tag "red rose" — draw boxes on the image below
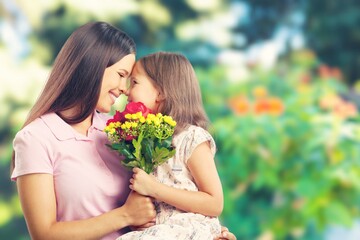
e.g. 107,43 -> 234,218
123,102 -> 151,117
106,110 -> 124,125
106,102 -> 151,126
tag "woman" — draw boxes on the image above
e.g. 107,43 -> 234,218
11,21 -> 155,240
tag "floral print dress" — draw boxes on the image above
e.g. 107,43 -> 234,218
117,125 -> 221,240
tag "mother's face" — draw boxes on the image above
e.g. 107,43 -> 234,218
97,54 -> 135,113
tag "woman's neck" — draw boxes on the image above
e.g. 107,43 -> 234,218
59,108 -> 93,136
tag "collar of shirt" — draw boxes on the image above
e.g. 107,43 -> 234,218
40,111 -> 106,141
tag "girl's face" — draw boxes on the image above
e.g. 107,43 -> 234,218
126,61 -> 162,112
97,54 -> 135,113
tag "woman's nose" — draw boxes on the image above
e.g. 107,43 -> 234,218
118,78 -> 128,94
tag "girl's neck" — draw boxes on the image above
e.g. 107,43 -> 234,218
59,108 -> 93,136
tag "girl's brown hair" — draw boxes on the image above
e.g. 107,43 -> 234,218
11,21 -> 136,173
138,52 -> 209,134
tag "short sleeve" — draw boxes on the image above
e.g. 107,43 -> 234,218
175,126 -> 216,164
11,129 -> 53,181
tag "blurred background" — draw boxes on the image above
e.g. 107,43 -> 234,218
1,0 -> 360,239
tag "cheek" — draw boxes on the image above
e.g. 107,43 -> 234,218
99,86 -> 107,99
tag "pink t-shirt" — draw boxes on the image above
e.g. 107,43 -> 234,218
11,111 -> 131,239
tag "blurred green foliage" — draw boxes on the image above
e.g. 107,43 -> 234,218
200,49 -> 360,239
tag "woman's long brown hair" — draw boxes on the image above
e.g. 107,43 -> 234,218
10,22 -> 136,174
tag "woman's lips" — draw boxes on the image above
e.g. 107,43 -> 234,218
109,92 -> 118,103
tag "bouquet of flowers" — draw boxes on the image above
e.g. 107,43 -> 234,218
104,102 -> 177,174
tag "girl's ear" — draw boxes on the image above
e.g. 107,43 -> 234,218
156,91 -> 165,103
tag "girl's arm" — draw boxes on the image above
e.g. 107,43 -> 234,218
17,173 -> 156,240
130,141 -> 223,217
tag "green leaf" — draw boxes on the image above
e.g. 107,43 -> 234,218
107,143 -> 123,151
152,147 -> 176,167
108,143 -> 135,161
122,160 -> 141,169
141,138 -> 154,164
158,137 -> 173,148
132,132 -> 144,160
118,147 -> 136,161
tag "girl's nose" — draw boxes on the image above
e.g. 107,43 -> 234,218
124,88 -> 130,96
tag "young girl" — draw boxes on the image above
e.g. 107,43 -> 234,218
118,52 -> 224,239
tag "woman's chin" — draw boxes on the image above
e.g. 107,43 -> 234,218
96,106 -> 111,114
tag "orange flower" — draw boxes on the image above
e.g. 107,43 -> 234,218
267,97 -> 285,116
318,65 -> 343,80
318,64 -> 332,79
229,96 -> 250,115
331,67 -> 343,80
254,97 -> 284,116
319,94 -> 342,110
319,94 -> 358,119
333,101 -> 358,119
253,99 -> 270,115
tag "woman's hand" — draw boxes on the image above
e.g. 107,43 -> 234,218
122,191 -> 156,226
130,218 -> 156,231
129,167 -> 158,197
214,226 -> 237,240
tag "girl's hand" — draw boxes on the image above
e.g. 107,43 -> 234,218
214,226 -> 237,240
129,168 -> 158,196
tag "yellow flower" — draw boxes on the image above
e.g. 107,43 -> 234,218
125,121 -> 132,129
147,113 -> 155,119
136,112 -> 142,118
125,113 -> 132,119
169,120 -> 176,127
163,116 -> 176,126
153,117 -> 160,125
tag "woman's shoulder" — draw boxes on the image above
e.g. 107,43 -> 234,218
14,113 -> 61,142
16,115 -> 49,136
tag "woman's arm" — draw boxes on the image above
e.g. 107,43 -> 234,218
17,173 -> 156,240
130,141 -> 223,217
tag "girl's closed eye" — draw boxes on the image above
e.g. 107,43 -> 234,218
130,78 -> 138,85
